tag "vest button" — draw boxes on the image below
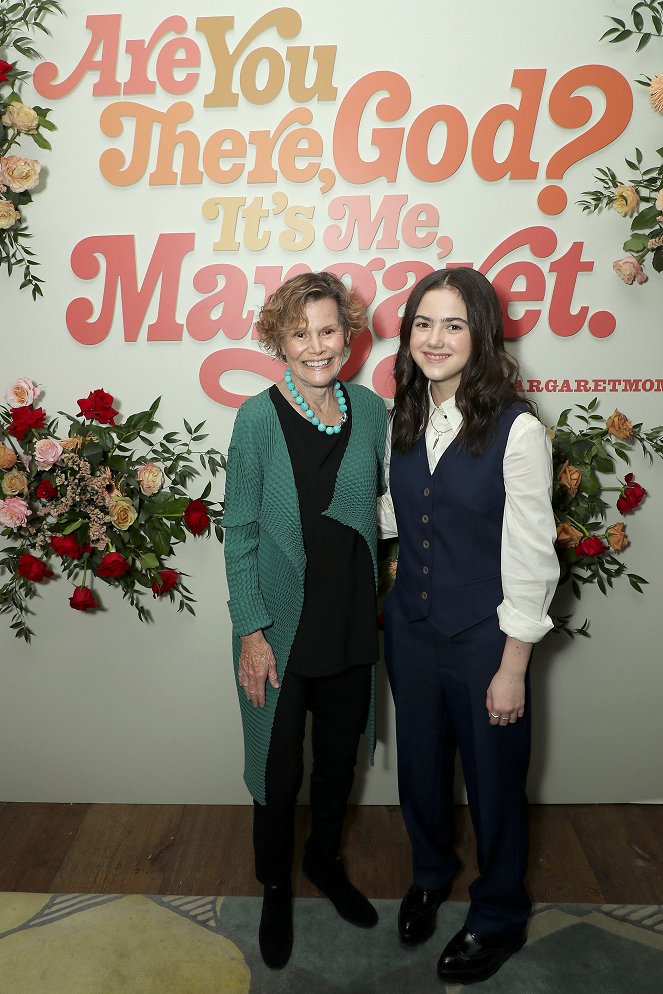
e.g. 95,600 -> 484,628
423,487 -> 430,497
422,566 -> 429,575
421,591 -> 428,600
422,514 -> 429,524
422,539 -> 430,549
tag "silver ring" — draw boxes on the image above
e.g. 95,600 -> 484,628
500,715 -> 511,720
489,712 -> 500,719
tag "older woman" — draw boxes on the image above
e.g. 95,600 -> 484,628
223,272 -> 387,969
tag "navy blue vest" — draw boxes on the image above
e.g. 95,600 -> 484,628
389,404 -> 527,637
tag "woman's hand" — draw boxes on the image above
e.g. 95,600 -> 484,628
238,630 -> 280,708
486,636 -> 532,727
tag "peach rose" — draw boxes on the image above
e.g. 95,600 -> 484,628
0,496 -> 31,528
606,522 -> 628,552
1,101 -> 39,134
650,73 -> 663,113
555,522 -> 583,548
136,462 -> 165,496
1,468 -> 28,496
4,377 -> 39,408
0,155 -> 41,194
612,185 -> 640,217
656,190 -> 663,212
0,198 -> 21,229
109,496 -> 137,531
0,443 -> 17,470
605,410 -> 632,440
558,461 -> 581,496
34,437 -> 63,471
613,256 -> 647,285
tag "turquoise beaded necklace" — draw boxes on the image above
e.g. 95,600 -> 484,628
284,368 -> 348,435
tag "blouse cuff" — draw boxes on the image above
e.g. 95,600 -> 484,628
497,601 -> 554,643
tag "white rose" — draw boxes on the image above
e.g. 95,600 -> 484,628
1,102 -> 39,134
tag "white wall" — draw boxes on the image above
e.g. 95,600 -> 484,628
1,0 -> 662,803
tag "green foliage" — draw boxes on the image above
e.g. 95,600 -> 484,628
601,1 -> 663,51
1,1 -> 63,296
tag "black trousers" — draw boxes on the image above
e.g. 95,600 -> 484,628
253,664 -> 372,886
385,596 -> 532,939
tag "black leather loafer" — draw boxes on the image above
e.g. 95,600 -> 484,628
398,884 -> 449,945
259,882 -> 293,970
437,926 -> 527,984
303,854 -> 378,928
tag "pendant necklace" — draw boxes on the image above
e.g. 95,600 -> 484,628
429,405 -> 451,450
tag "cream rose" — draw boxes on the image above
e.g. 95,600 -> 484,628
0,497 -> 31,528
558,461 -> 581,497
0,443 -> 17,470
1,468 -> 28,496
1,102 -> 39,134
612,185 -> 639,218
34,437 -> 63,471
0,198 -> 20,230
0,155 -> 41,194
613,255 -> 647,285
109,496 -> 138,531
605,410 -> 632,440
4,377 -> 39,408
656,190 -> 663,212
137,462 -> 165,496
650,73 -> 663,113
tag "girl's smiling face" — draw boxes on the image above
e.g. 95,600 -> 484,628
409,287 -> 471,404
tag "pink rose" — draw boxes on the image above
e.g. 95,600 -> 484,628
0,497 -> 31,528
34,438 -> 63,471
4,377 -> 39,408
612,256 -> 648,285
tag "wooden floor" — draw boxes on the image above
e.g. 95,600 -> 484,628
0,802 -> 661,903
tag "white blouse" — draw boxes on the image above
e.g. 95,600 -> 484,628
379,393 -> 559,643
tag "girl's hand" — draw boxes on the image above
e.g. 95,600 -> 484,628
486,636 -> 531,726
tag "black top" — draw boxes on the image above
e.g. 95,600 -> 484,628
270,384 -> 377,677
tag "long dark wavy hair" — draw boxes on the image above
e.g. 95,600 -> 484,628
391,267 -> 535,455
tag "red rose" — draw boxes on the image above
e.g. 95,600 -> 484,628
152,568 -> 178,596
7,406 -> 46,441
50,534 -> 84,559
36,479 -> 58,500
183,498 -> 210,535
18,553 -> 53,583
575,535 -> 608,558
77,388 -> 118,425
0,60 -> 12,83
616,473 -> 647,514
96,551 -> 131,578
69,585 -> 99,611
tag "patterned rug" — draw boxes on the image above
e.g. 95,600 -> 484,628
0,894 -> 661,993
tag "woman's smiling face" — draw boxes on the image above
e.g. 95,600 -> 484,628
409,287 -> 472,404
282,296 -> 346,390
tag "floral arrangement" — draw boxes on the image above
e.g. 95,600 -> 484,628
1,0 -> 62,298
578,2 -> 663,282
0,378 -> 226,641
551,399 -> 663,634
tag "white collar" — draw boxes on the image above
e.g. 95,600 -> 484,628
427,386 -> 462,432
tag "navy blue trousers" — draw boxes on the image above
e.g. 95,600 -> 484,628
385,594 -> 532,939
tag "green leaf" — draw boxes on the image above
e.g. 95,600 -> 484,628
62,519 -> 84,535
140,552 -> 159,570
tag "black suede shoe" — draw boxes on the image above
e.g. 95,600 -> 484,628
437,926 -> 527,985
398,884 -> 449,945
302,854 -> 378,928
259,882 -> 293,970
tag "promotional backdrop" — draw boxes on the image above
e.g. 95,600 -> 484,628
1,0 -> 662,804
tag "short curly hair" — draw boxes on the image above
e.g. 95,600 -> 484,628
256,271 -> 367,359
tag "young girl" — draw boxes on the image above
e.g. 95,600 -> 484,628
380,267 -> 559,985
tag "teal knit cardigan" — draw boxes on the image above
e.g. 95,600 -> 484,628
223,383 -> 388,804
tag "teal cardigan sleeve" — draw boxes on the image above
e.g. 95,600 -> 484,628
223,403 -> 273,637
